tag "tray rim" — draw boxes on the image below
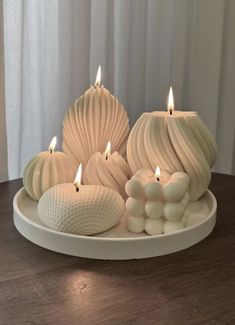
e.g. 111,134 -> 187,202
14,188 -> 217,241
13,187 -> 217,259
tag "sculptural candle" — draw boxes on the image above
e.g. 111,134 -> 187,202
125,167 -> 190,235
63,66 -> 130,167
127,87 -> 217,201
83,141 -> 131,198
38,164 -> 125,236
23,137 -> 77,201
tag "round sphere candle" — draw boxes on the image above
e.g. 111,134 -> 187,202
23,137 -> 77,201
38,164 -> 125,236
83,141 -> 131,198
127,87 -> 217,201
62,66 -> 130,167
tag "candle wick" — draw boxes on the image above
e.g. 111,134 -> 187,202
74,184 -> 80,192
169,109 -> 172,115
157,177 -> 160,182
49,149 -> 53,154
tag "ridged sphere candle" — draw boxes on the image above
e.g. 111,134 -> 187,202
63,66 -> 130,167
127,88 -> 216,201
23,137 -> 77,201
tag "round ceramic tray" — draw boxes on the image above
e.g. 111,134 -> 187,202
13,188 -> 217,260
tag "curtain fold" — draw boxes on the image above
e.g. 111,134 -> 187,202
0,1 -> 8,182
2,0 -> 235,180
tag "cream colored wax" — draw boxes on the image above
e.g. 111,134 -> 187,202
23,137 -> 77,201
127,88 -> 217,201
62,66 -> 130,167
38,164 -> 125,236
83,142 -> 131,198
125,168 -> 190,236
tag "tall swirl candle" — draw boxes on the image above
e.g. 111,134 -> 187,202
127,87 -> 217,201
63,66 -> 130,167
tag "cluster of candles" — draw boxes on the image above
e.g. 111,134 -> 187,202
23,66 -> 216,236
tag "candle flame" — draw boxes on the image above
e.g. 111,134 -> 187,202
95,65 -> 101,87
74,164 -> 82,192
48,136 -> 57,153
168,87 -> 174,115
155,166 -> 160,181
104,141 -> 111,160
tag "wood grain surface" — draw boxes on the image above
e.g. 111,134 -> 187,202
0,174 -> 235,325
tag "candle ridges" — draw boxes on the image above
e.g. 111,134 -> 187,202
63,86 -> 130,167
23,152 -> 77,201
38,184 -> 124,236
83,152 -> 131,198
127,112 -> 217,201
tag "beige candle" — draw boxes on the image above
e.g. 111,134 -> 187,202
83,141 -> 131,198
38,164 -> 125,236
23,137 -> 77,201
125,167 -> 190,236
63,66 -> 130,167
127,87 -> 217,201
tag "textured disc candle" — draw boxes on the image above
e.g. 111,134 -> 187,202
127,89 -> 216,201
62,67 -> 130,167
23,137 -> 77,201
83,142 -> 131,198
38,184 -> 124,236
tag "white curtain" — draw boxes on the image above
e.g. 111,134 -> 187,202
2,0 -> 235,180
0,1 -> 8,182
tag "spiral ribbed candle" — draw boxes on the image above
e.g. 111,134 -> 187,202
127,112 -> 217,201
83,151 -> 131,198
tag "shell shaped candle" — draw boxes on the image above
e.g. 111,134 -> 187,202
62,66 -> 130,167
23,137 -> 77,201
127,88 -> 216,201
83,142 -> 131,198
38,165 -> 124,236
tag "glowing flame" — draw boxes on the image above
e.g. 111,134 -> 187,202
168,86 -> 174,115
95,65 -> 101,87
104,141 -> 111,160
155,166 -> 160,181
74,164 -> 82,192
48,136 -> 57,153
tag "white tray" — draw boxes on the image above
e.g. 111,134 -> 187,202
13,188 -> 217,260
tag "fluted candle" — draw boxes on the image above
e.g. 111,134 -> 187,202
63,66 -> 130,167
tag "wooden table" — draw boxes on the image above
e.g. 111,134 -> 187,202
0,174 -> 235,325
